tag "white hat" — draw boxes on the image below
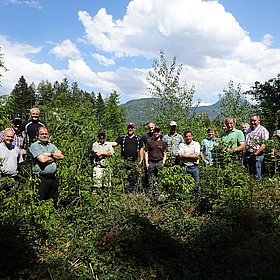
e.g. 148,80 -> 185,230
169,121 -> 177,126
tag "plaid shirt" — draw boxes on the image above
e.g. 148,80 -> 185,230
245,124 -> 269,152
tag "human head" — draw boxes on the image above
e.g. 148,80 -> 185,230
127,122 -> 136,136
241,123 -> 250,133
207,128 -> 215,138
97,131 -> 106,144
183,130 -> 193,144
11,117 -> 22,131
250,114 -> 261,128
169,121 -> 177,134
222,123 -> 227,132
153,127 -> 161,138
38,127 -> 49,144
2,128 -> 15,146
147,122 -> 155,133
30,108 -> 40,121
224,117 -> 236,132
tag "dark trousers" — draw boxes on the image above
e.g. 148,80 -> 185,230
123,160 -> 139,193
37,174 -> 58,205
147,160 -> 163,188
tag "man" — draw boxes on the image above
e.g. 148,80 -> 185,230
141,122 -> 156,146
29,127 -> 64,204
201,128 -> 218,165
145,127 -> 167,188
244,114 -> 269,179
241,123 -> 250,136
0,129 -> 23,193
0,118 -> 26,155
21,108 -> 46,148
220,117 -> 245,154
163,121 -> 184,165
92,131 -> 114,189
178,130 -> 201,183
113,122 -> 144,193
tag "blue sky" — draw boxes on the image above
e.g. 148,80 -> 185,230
1,0 -> 280,105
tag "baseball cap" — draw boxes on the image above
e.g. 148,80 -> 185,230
154,127 -> 161,132
97,131 -> 106,137
127,122 -> 135,128
12,117 -> 22,125
169,121 -> 177,126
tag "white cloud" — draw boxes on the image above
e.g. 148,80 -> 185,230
0,35 -> 63,94
50,39 -> 81,60
91,53 -> 115,66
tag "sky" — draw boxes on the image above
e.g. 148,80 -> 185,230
1,0 -> 280,105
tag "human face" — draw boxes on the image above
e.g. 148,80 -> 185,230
99,135 -> 105,144
241,124 -> 248,133
127,126 -> 135,136
2,130 -> 14,146
148,123 -> 155,133
38,128 -> 49,144
169,125 -> 177,135
153,130 -> 161,139
31,110 -> 40,121
250,116 -> 260,128
225,119 -> 235,132
184,132 -> 193,144
11,122 -> 21,132
207,130 -> 215,139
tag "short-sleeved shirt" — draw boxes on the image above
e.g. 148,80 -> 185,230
245,124 -> 269,152
0,129 -> 24,149
145,137 -> 167,161
162,133 -> 184,156
29,140 -> 58,175
115,135 -> 143,160
201,137 -> 218,165
92,141 -> 114,167
0,143 -> 23,176
220,129 -> 245,149
178,141 -> 201,166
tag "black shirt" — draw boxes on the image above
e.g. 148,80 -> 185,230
21,120 -> 46,147
116,134 -> 143,160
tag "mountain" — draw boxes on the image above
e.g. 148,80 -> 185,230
122,98 -> 221,126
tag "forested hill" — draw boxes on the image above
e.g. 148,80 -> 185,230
122,97 -> 220,126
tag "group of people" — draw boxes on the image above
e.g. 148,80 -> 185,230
92,113 -> 273,194
0,108 -> 274,203
0,108 -> 63,205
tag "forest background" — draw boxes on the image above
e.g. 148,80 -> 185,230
0,49 -> 280,279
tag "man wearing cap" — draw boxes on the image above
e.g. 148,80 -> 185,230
163,121 -> 184,165
145,127 -> 167,188
0,128 -> 23,193
0,118 -> 26,155
92,131 -> 114,189
21,108 -> 46,148
113,122 -> 144,193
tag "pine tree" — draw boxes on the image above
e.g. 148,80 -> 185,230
95,92 -> 106,129
37,80 -> 54,105
10,75 -> 36,116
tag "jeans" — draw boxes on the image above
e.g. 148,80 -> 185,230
182,165 -> 199,183
244,152 -> 264,180
255,155 -> 264,179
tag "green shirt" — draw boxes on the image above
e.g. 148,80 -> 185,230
220,129 -> 245,149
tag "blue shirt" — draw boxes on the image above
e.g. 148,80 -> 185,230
201,137 -> 218,165
29,140 -> 58,175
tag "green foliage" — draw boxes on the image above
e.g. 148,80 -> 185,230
247,74 -> 280,131
219,80 -> 253,126
10,75 -> 36,117
147,50 -> 194,130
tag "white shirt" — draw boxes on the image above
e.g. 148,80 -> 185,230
178,141 -> 200,166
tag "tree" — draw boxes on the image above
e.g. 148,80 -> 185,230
219,80 -> 253,127
147,50 -> 194,129
0,47 -> 8,87
10,75 -> 35,116
37,80 -> 54,105
95,92 -> 106,128
103,90 -> 125,136
246,74 -> 280,131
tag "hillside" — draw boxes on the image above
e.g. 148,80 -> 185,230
122,97 -> 220,126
